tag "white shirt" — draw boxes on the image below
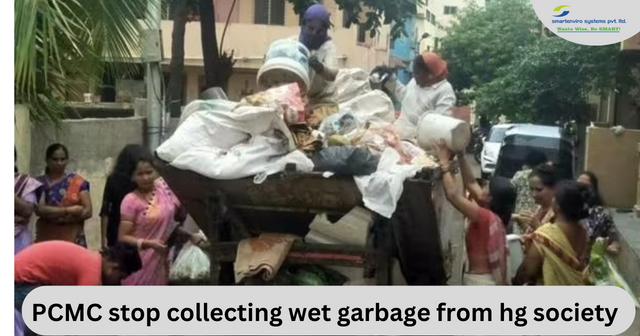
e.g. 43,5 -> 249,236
391,78 -> 457,139
290,36 -> 338,105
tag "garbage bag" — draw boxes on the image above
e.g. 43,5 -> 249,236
334,68 -> 372,104
312,147 -> 379,176
318,109 -> 358,137
589,238 -> 640,308
169,242 -> 210,281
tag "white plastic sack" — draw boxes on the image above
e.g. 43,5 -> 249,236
354,148 -> 421,218
338,90 -> 396,129
169,242 -> 210,281
157,101 -> 291,163
253,150 -> 315,184
169,134 -> 290,180
333,68 -> 372,104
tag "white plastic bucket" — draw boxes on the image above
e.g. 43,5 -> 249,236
257,39 -> 311,93
416,113 -> 471,152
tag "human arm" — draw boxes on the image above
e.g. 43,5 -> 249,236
309,42 -> 339,81
599,209 -> 620,255
432,84 -> 456,116
34,193 -> 80,219
435,140 -> 483,222
514,210 -> 542,232
117,195 -> 166,251
77,190 -> 93,221
309,56 -> 338,81
383,77 -> 408,103
15,195 -> 35,218
513,238 -> 544,285
99,179 -> 112,246
174,205 -> 187,224
457,154 -> 484,202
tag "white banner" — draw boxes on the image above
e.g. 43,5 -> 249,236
21,286 -> 636,335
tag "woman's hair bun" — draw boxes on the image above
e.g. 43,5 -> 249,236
555,180 -> 591,222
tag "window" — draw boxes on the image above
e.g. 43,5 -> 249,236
430,13 -> 436,24
254,0 -> 285,25
357,24 -> 366,43
426,9 -> 432,20
424,0 -> 429,6
444,6 -> 458,15
487,127 -> 508,142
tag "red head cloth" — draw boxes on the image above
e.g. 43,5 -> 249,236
421,52 -> 449,86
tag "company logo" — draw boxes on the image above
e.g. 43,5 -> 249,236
553,5 -> 570,17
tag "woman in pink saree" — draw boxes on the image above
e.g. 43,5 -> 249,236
118,155 -> 187,285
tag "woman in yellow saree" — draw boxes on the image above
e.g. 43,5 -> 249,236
514,181 -> 590,286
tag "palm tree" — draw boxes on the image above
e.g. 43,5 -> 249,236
15,0 -> 149,123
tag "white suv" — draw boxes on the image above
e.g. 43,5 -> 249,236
480,124 -> 514,178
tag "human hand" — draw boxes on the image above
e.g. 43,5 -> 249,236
606,241 -> 621,255
518,211 -> 541,230
309,56 -> 324,74
432,139 -> 453,165
144,239 -> 167,252
189,231 -> 207,247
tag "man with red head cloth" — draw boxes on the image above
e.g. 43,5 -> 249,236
383,52 -> 457,139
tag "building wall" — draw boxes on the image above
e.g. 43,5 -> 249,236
584,126 -> 640,208
390,19 -> 417,85
28,116 -> 146,250
121,0 -> 391,104
416,0 -> 485,52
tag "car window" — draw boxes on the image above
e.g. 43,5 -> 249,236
487,127 -> 508,142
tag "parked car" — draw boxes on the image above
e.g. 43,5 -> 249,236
494,124 -> 575,180
480,124 -> 515,179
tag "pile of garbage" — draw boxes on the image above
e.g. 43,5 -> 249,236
156,68 -> 438,218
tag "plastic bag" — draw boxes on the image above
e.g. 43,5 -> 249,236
333,68 -> 372,104
337,90 -> 396,128
169,134 -> 290,180
169,242 -> 210,281
589,238 -> 640,308
354,148 -> 422,218
318,109 -> 358,137
312,147 -> 379,176
241,83 -> 306,126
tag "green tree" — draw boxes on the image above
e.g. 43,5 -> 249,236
474,37 -> 618,123
438,0 -> 619,123
15,0 -> 148,123
438,0 -> 540,94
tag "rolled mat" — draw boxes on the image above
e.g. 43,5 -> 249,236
234,233 -> 297,284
